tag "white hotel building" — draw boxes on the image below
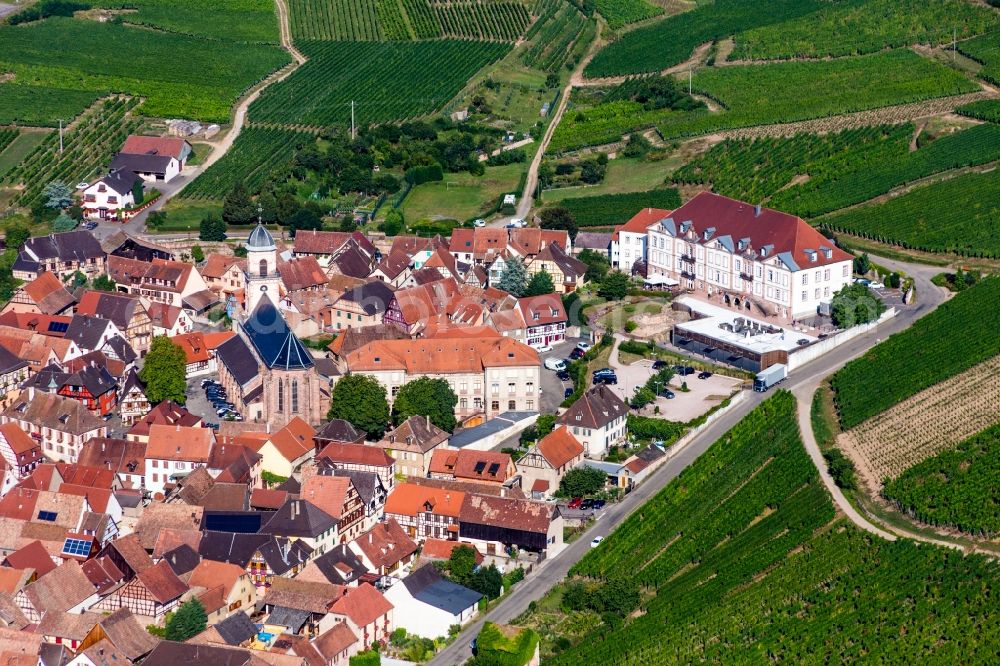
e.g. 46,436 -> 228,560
635,192 -> 853,320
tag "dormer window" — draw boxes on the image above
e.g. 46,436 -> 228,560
822,247 -> 833,259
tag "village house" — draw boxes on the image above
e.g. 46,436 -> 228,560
126,400 -> 201,443
81,170 -> 141,220
300,473 -> 366,544
316,443 -> 395,491
102,230 -> 174,263
383,563 -> 481,639
524,243 -> 587,294
107,255 -> 212,311
77,438 -> 147,490
0,422 -> 41,480
113,135 -> 192,183
249,416 -> 316,478
12,230 -> 106,282
611,207 -> 666,270
370,250 -> 412,288
15,559 -> 99,621
25,362 -> 119,416
0,346 -> 29,409
324,582 -> 393,650
313,419 -> 366,452
459,492 -> 563,556
170,331 -> 235,378
1,272 -> 75,316
117,369 -> 149,427
260,498 -> 338,557
74,291 -> 152,357
74,607 -> 159,663
555,384 -> 628,458
349,518 -> 417,578
188,559 -> 257,625
343,336 -> 541,420
147,302 -> 193,337
1,390 -> 108,463
312,621 -> 361,666
517,426 -> 585,499
90,560 -> 188,622
144,424 -> 215,495
505,293 -> 568,349
330,281 -> 395,332
198,531 -> 312,590
384,483 -> 464,541
376,416 -> 449,479
428,449 -> 517,487
201,253 -> 247,297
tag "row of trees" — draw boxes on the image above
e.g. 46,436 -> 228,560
328,375 -> 459,439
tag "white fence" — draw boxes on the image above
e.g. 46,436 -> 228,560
786,307 -> 897,372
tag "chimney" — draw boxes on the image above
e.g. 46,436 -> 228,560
425,414 -> 430,428
368,533 -> 373,544
754,204 -> 762,217
101,441 -> 105,452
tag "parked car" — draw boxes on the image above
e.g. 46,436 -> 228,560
576,342 -> 592,352
564,386 -> 574,398
592,499 -> 606,510
204,422 -> 220,430
569,348 -> 585,360
535,344 -> 553,353
590,536 -> 604,548
544,358 -> 567,372
674,365 -> 695,376
200,379 -> 218,388
473,218 -> 486,228
580,498 -> 594,510
596,375 -> 618,385
556,370 -> 570,381
652,360 -> 669,370
593,368 -> 614,377
661,389 -> 675,399
568,497 -> 583,509
698,371 -> 713,380
216,407 -> 232,416
82,221 -> 98,231
510,218 -> 525,228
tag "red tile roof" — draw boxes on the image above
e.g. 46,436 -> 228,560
517,293 -> 566,327
3,540 -> 55,577
537,426 -> 584,469
121,135 -> 189,160
351,518 -> 417,571
428,449 -> 515,483
300,475 -> 351,521
135,560 -> 188,603
612,207 -> 672,241
419,538 -> 484,564
346,336 -> 538,374
318,443 -> 393,468
459,494 -> 553,534
146,424 -> 214,462
266,417 -> 315,463
385,483 -> 464,518
328,582 -> 392,628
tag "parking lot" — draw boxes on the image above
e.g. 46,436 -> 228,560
537,336 -> 589,413
185,377 -> 242,427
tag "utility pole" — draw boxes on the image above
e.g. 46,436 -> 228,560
688,68 -> 692,96
58,119 -> 64,154
953,27 -> 957,62
350,100 -> 355,141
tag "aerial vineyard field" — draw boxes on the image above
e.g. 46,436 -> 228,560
0,85 -> 100,128
839,355 -> 1000,489
1,98 -> 143,208
0,17 -> 290,123
593,0 -> 661,30
958,30 -> 1000,86
552,188 -> 680,227
820,168 -> 1000,257
289,0 -> 383,40
584,0 -> 826,77
543,392 -> 1000,663
731,0 -> 997,61
883,422 -> 1000,536
179,127 -> 313,200
521,2 -> 588,72
434,1 -> 530,41
95,0 -> 281,43
830,277 -> 1000,430
249,40 -> 510,127
0,130 -> 18,156
376,0 -> 414,40
673,122 -> 1000,218
957,98 -> 1000,123
555,51 -> 977,151
401,0 -> 441,38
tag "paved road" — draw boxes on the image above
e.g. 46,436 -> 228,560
430,254 -> 950,665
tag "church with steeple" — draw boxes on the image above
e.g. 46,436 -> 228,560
214,224 -> 328,428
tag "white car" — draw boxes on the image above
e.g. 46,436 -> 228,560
535,344 -> 553,353
590,536 -> 604,548
544,358 -> 566,372
510,218 -> 525,228
473,218 -> 486,228
576,342 -> 592,352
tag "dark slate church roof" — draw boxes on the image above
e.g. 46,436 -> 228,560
242,297 -> 313,370
215,336 -> 257,386
402,563 -> 482,615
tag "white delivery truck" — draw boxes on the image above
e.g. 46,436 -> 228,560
753,364 -> 787,392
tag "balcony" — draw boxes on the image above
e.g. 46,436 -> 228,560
740,272 -> 754,282
680,254 -> 696,264
680,270 -> 696,280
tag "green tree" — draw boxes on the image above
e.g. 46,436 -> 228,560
329,374 -> 390,439
830,283 -> 886,328
578,248 -> 610,282
199,214 -> 227,241
52,211 -> 77,232
545,72 -> 560,88
92,274 -> 115,292
349,650 -> 380,666
4,223 -> 30,251
558,467 -> 607,497
131,179 -> 144,206
853,252 -> 871,276
392,377 -> 457,432
146,210 -> 167,230
447,544 -> 478,585
222,181 -> 256,225
164,598 -> 206,641
69,270 -> 88,289
538,206 -> 578,241
288,207 -> 322,234
380,209 -> 404,236
524,269 -> 555,296
592,580 -> 640,616
497,256 -> 527,297
467,564 -> 503,600
140,336 -> 188,405
598,270 -> 630,299
43,181 -> 73,209
191,245 -> 204,263
519,413 -> 557,446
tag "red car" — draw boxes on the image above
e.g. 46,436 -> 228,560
568,497 -> 583,509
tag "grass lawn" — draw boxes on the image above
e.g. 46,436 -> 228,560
400,163 -> 524,222
543,156 -> 682,203
186,142 -> 215,167
157,198 -> 222,232
0,129 -> 51,177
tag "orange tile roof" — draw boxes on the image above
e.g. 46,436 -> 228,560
0,567 -> 32,594
188,560 -> 245,594
612,207 -> 672,241
536,426 -> 584,469
384,482 -> 465,518
428,449 -> 515,483
58,484 -> 113,514
317,443 -> 393,468
300,475 -> 351,521
201,253 -> 246,280
346,336 -> 538,374
0,423 -> 40,459
419,538 -> 483,564
121,135 -> 188,160
352,518 -> 417,571
146,424 -> 214,462
267,417 -> 315,463
328,582 -> 392,628
279,256 -> 329,292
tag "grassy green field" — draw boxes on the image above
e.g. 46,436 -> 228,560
553,188 -> 681,227
542,156 -> 681,201
0,131 -> 51,177
157,199 -> 224,232
0,17 -> 289,124
594,0 -> 662,29
732,0 -> 997,61
95,0 -> 281,42
553,50 -> 978,151
400,163 -> 523,221
958,30 -> 1000,86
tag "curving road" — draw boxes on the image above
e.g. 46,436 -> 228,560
429,253 -> 951,666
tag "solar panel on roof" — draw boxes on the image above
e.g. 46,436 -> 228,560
37,510 -> 57,522
48,321 -> 69,333
488,463 -> 500,477
473,461 -> 486,474
62,537 -> 91,556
